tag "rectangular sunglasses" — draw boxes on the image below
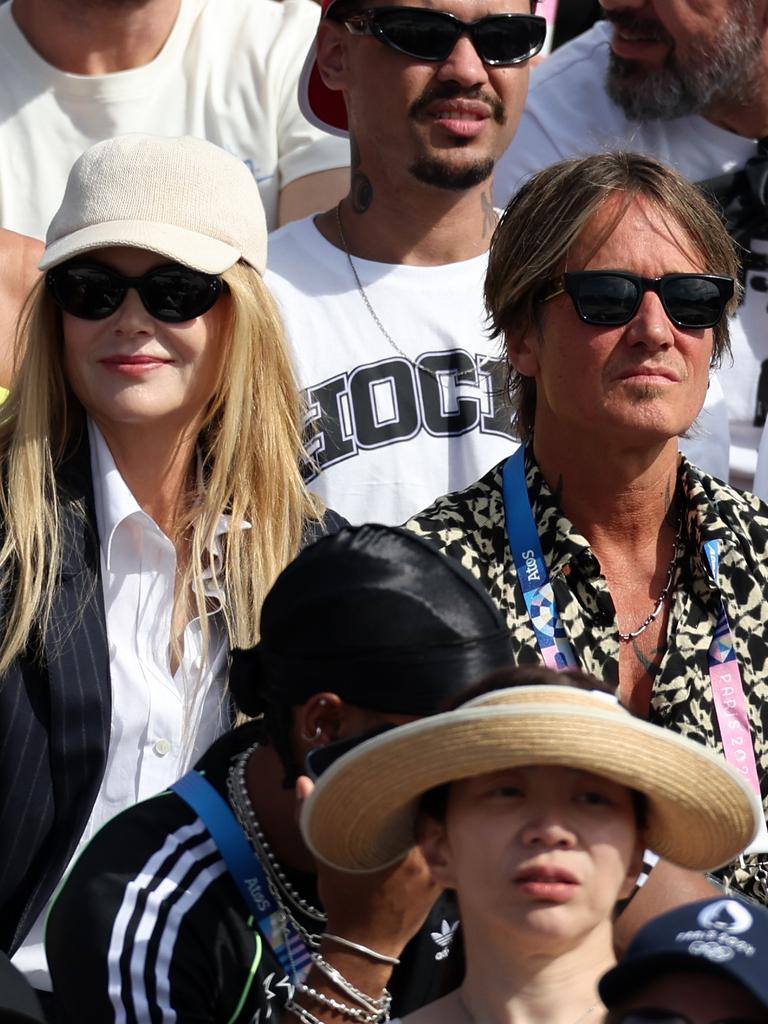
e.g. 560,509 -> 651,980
45,261 -> 226,323
339,7 -> 547,65
540,271 -> 734,329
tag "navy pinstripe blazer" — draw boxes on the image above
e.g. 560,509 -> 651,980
0,432 -> 110,954
0,429 -> 347,954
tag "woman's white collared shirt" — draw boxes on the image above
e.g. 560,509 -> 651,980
87,417 -> 233,825
13,419 -> 235,988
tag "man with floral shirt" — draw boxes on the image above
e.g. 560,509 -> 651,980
407,152 -> 768,905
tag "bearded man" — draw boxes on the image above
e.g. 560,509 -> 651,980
494,0 -> 768,490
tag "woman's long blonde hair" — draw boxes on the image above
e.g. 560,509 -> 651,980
0,260 -> 322,676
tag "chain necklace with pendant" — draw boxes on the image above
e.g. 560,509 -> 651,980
617,515 -> 682,643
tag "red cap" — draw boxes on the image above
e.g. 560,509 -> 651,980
298,0 -> 350,137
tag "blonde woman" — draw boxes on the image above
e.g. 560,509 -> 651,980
0,134 -> 336,993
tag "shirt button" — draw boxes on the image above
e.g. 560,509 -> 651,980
153,739 -> 172,757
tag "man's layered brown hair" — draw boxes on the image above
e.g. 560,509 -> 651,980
485,151 -> 741,443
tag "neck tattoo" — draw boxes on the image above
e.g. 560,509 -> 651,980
617,514 -> 682,644
335,201 -> 471,384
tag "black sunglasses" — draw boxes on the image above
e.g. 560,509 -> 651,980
540,271 -> 734,329
614,1010 -> 761,1024
339,8 -> 547,65
46,261 -> 226,323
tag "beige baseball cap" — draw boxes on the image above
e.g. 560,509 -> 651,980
40,134 -> 267,275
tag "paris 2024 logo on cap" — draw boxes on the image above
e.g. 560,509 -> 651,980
675,899 -> 756,964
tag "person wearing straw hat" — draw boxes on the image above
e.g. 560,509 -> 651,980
45,525 -> 516,1024
599,896 -> 768,1022
300,670 -> 762,1024
0,133 -> 340,996
405,150 -> 768,907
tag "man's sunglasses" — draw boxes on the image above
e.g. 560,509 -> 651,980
540,271 -> 734,330
46,261 -> 226,323
613,1010 -> 761,1024
339,8 -> 547,66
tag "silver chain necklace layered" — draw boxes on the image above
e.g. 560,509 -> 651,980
617,517 -> 682,644
227,744 -> 326,927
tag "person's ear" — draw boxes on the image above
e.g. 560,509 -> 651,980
296,692 -> 345,750
505,323 -> 540,379
316,20 -> 351,91
416,813 -> 456,889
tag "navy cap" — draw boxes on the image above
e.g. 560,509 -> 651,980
600,897 -> 768,1009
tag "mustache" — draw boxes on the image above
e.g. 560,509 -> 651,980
409,83 -> 506,125
602,10 -> 674,46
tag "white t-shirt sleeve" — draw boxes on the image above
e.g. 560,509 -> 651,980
270,0 -> 350,190
494,106 -> 566,204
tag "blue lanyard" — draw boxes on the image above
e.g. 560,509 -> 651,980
502,447 -> 578,671
502,449 -> 767,849
172,770 -> 313,980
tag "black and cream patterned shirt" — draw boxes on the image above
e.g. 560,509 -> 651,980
406,448 -> 768,903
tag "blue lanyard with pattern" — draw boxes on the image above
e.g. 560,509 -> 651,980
172,770 -> 313,979
502,447 -> 578,671
502,449 -> 767,852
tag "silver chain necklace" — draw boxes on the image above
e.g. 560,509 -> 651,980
227,744 -> 326,924
617,517 -> 682,644
335,202 -> 472,385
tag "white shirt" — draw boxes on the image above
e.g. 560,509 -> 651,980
265,217 -> 520,525
0,0 -> 349,234
13,420 -> 232,989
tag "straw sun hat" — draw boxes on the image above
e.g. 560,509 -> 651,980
301,686 -> 762,874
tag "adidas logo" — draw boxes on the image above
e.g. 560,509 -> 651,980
431,919 -> 459,960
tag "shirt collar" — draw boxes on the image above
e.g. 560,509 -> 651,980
88,418 -> 152,572
524,446 -> 593,579
88,418 -> 245,578
523,444 -> 744,593
678,454 -> 748,593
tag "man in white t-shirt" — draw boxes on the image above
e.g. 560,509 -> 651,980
494,2 -> 768,488
266,0 -> 547,524
0,0 -> 351,237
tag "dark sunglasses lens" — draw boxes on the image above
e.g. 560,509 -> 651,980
375,10 -> 459,59
141,267 -> 222,322
48,266 -> 124,320
575,275 -> 639,325
662,276 -> 725,328
475,16 -> 546,63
